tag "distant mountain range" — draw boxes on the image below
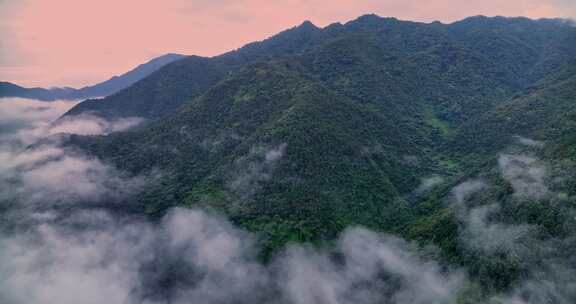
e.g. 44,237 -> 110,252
0,53 -> 186,101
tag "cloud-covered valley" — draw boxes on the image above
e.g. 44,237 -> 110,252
0,98 -> 468,304
0,97 -> 575,304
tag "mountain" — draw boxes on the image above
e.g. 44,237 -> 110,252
68,53 -> 187,99
0,53 -> 186,101
45,14 -> 576,299
67,14 -> 576,230
62,16 -> 576,125
0,81 -> 76,101
61,21 -> 324,119
71,61 -> 431,241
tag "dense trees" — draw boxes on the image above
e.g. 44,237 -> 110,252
65,14 -> 576,301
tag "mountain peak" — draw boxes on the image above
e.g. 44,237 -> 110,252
346,14 -> 401,28
146,53 -> 186,65
353,13 -> 393,23
296,20 -> 319,31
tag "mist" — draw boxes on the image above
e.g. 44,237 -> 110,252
450,139 -> 576,303
0,99 -> 574,304
0,98 -> 469,304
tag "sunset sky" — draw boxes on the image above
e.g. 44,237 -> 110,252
1,0 -> 575,88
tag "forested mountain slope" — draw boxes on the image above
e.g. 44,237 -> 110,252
63,15 -> 576,123
62,15 -> 576,300
67,14 -> 576,242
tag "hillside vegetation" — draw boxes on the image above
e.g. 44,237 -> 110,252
63,15 -> 576,300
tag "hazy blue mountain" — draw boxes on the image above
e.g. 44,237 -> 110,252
0,81 -> 75,101
0,53 -> 186,101
69,53 -> 187,99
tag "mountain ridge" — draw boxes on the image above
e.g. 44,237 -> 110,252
62,14 -> 576,122
46,14 -> 576,298
66,13 -> 576,235
0,53 -> 186,101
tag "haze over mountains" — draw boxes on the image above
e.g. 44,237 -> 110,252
1,14 -> 576,304
0,53 -> 185,101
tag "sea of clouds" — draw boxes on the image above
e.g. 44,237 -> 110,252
0,97 -> 574,304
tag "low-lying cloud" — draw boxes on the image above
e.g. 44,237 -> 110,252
0,207 -> 467,304
414,175 -> 444,195
0,99 -> 468,303
450,140 -> 576,303
0,98 -> 77,125
280,229 -> 464,304
498,154 -> 550,199
19,113 -> 143,144
1,101 -> 574,304
226,143 -> 287,199
0,98 -> 144,207
514,135 -> 545,149
0,98 -> 142,145
0,98 -> 150,303
0,141 -> 144,205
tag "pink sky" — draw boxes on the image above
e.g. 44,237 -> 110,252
1,0 -> 574,88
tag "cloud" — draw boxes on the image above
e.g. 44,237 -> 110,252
0,97 -> 143,145
51,114 -> 142,136
450,152 -> 576,303
414,175 -> 444,194
0,211 -> 149,304
0,98 -> 76,123
514,136 -> 545,148
450,179 -> 529,254
0,102 -> 466,303
1,98 -> 575,303
0,99 -> 151,303
280,227 -> 465,304
498,154 -> 550,199
0,98 -> 77,140
0,97 -> 141,162
0,143 -> 144,205
0,207 -> 467,304
17,114 -> 143,145
0,98 -> 144,207
458,203 -> 533,253
226,143 -> 287,199
451,179 -> 486,205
